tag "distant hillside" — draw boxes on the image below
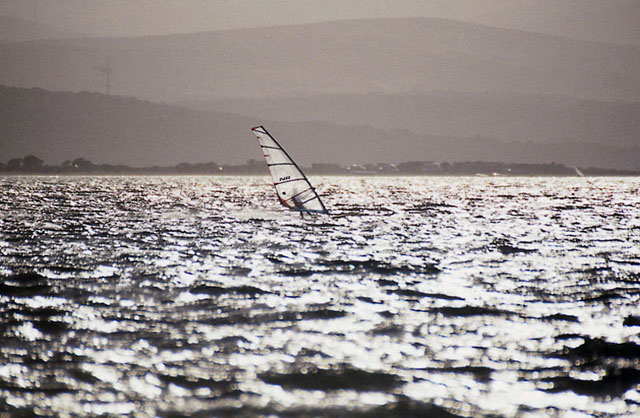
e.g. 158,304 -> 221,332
178,92 -> 640,148
0,86 -> 257,167
0,18 -> 638,101
1,86 -> 638,170
458,0 -> 640,46
0,16 -> 82,43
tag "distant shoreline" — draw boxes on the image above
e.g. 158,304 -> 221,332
2,173 -> 638,178
1,158 -> 638,177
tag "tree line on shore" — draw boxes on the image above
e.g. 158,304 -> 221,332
1,155 -> 637,176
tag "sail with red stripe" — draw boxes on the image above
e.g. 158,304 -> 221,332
251,126 -> 328,214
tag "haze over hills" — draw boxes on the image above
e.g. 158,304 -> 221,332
0,86 -> 254,167
1,17 -> 638,171
0,18 -> 639,102
443,0 -> 640,47
0,16 -> 83,43
2,1 -> 639,46
1,86 -> 639,170
178,91 -> 640,148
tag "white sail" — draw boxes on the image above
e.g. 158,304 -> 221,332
251,126 -> 328,214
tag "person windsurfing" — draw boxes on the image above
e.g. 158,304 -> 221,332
251,125 -> 328,216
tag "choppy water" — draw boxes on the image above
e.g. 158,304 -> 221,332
1,175 -> 640,417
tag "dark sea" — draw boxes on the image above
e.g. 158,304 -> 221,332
1,175 -> 639,417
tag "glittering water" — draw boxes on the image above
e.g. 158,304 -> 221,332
1,175 -> 640,417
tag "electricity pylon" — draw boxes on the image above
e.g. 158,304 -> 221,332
93,57 -> 113,95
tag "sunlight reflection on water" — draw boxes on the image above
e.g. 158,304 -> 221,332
1,175 -> 639,416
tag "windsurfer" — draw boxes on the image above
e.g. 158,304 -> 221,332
251,126 -> 328,215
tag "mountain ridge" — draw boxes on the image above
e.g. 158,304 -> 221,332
1,17 -> 638,101
0,15 -> 84,43
5,16 -> 636,47
177,90 -> 640,148
1,85 -> 638,170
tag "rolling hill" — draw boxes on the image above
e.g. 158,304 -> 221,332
178,91 -> 640,148
0,16 -> 82,43
0,18 -> 638,102
1,86 -> 638,170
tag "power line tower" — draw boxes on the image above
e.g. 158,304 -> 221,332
92,57 -> 113,95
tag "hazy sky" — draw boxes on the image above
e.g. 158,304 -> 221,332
1,0 -> 639,44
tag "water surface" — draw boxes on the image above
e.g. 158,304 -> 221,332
1,176 -> 639,416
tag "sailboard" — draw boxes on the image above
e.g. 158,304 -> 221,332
251,126 -> 328,214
